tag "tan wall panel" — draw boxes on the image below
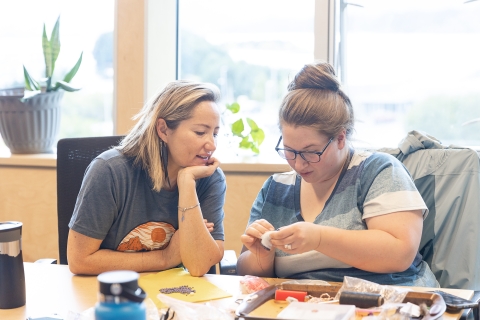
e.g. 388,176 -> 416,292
0,167 -> 57,262
223,173 -> 271,255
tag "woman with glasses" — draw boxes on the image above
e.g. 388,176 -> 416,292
236,61 -> 438,286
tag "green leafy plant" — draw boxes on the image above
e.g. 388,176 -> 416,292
225,102 -> 265,154
22,16 -> 82,100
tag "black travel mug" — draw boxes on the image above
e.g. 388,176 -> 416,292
0,221 -> 26,309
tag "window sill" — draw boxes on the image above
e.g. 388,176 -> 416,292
0,151 -> 57,168
220,161 -> 290,173
0,151 -> 291,173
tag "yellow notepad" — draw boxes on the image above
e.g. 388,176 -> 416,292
139,268 -> 232,309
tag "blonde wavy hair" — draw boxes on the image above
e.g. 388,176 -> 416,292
118,80 -> 220,191
279,61 -> 354,139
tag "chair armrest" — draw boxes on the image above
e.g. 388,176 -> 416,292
34,258 -> 57,264
219,249 -> 237,275
471,291 -> 480,320
460,290 -> 480,320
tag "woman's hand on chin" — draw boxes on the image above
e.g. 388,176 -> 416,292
177,157 -> 220,186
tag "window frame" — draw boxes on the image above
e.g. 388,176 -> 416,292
116,0 -> 480,158
115,0 -> 333,162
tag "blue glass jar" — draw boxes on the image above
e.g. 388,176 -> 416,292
95,270 -> 146,320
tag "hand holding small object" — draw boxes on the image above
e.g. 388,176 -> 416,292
260,231 -> 274,250
240,219 -> 275,257
270,222 -> 322,254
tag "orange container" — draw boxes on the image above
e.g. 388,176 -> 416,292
275,289 -> 307,301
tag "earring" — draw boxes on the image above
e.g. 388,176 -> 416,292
160,140 -> 171,188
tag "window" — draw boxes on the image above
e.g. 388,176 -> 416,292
179,0 -> 315,162
0,0 -> 114,150
335,0 -> 480,148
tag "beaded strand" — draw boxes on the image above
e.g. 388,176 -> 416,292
159,285 -> 196,295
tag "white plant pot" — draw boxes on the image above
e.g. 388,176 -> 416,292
0,88 -> 63,154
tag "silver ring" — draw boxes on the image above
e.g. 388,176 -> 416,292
284,244 -> 292,250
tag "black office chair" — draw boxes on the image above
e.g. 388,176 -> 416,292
49,136 -> 235,275
56,135 -> 124,265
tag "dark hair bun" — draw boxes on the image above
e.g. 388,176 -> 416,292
288,61 -> 340,92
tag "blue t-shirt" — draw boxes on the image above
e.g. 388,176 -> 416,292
248,150 -> 438,286
69,149 -> 226,252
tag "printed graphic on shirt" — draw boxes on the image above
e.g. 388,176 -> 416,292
117,221 -> 176,252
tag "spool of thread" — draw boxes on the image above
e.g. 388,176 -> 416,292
339,291 -> 384,308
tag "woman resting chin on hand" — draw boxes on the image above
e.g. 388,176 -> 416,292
67,80 -> 226,277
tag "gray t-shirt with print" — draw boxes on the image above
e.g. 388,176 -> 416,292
69,148 -> 225,252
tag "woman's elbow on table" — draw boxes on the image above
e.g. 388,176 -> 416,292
68,260 -> 84,275
185,247 -> 223,277
188,266 -> 210,277
186,257 -> 220,277
67,256 -> 95,275
67,230 -> 104,275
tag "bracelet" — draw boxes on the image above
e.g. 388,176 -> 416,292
178,203 -> 200,222
178,203 -> 200,212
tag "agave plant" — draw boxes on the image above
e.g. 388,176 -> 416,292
22,16 -> 82,100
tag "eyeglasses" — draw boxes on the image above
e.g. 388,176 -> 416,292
275,136 -> 333,163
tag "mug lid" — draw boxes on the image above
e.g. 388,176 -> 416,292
0,221 -> 22,231
97,270 -> 146,302
0,221 -> 22,242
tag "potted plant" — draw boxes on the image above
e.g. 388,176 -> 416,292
223,102 -> 265,154
0,16 -> 82,154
